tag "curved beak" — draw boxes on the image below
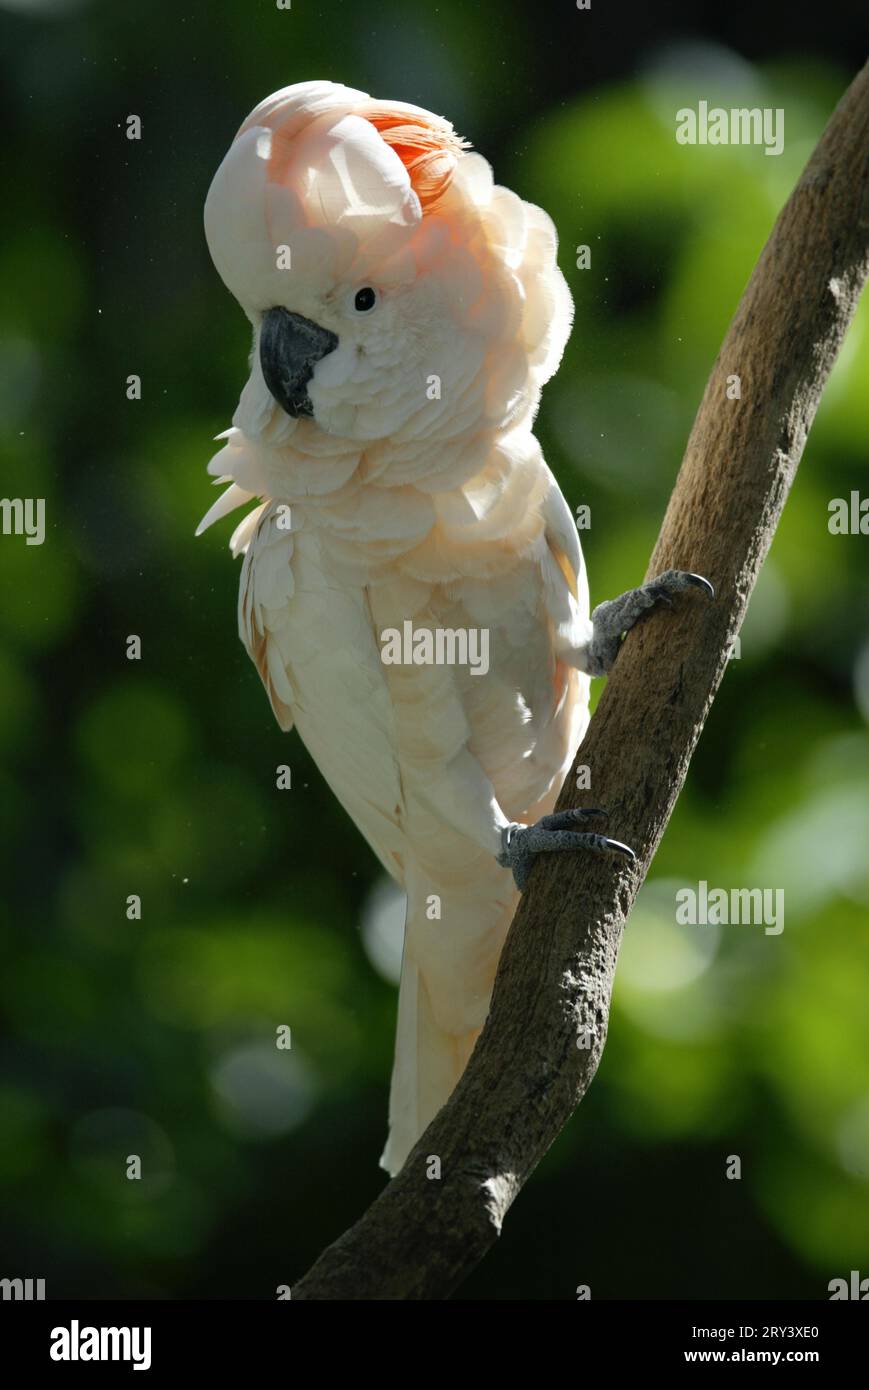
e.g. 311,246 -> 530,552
259,307 -> 338,418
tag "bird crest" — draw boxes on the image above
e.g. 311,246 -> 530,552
360,105 -> 470,211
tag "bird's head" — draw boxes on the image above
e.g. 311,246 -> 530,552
205,82 -> 572,451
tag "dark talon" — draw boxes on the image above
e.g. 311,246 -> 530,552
587,569 -> 714,678
497,817 -> 636,889
602,838 -> 636,861
684,573 -> 715,599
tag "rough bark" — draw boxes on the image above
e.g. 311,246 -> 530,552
293,61 -> 869,1300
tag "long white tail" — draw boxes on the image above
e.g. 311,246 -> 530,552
379,952 -> 480,1177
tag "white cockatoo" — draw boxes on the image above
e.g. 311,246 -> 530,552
199,81 -> 710,1176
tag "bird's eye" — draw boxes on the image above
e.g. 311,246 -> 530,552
353,287 -> 377,313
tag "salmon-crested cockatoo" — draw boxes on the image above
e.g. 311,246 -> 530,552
199,81 -> 711,1177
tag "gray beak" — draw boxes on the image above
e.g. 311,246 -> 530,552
259,307 -> 338,419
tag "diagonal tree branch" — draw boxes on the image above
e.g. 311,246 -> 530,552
293,61 -> 869,1300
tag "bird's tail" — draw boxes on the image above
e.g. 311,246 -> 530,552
379,872 -> 520,1178
379,951 -> 482,1178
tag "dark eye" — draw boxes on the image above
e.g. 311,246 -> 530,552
354,287 -> 377,313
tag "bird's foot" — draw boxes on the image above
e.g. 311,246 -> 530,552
585,569 -> 714,676
497,808 -> 635,891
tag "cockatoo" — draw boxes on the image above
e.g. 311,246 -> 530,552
199,81 -> 711,1176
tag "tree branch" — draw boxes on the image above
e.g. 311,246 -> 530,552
293,62 -> 869,1300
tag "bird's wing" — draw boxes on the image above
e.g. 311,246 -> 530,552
239,501 -> 408,883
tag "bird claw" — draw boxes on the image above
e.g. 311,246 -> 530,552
497,808 -> 636,891
587,568 -> 714,675
645,569 -> 715,603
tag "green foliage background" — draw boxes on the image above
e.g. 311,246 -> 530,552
1,0 -> 867,1299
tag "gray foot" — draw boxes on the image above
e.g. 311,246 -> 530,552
497,808 -> 635,891
586,569 -> 714,676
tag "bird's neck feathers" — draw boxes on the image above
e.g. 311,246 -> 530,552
197,398 -> 543,565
